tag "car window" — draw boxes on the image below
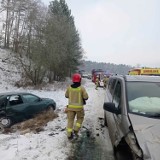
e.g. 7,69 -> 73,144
127,82 -> 160,116
108,78 -> 117,95
0,96 -> 7,107
9,95 -> 23,106
113,81 -> 121,109
22,94 -> 40,103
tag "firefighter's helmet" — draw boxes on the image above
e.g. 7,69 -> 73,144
72,73 -> 81,82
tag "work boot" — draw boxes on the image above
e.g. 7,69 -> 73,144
68,132 -> 73,140
73,130 -> 79,139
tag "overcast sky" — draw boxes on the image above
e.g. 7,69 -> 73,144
42,0 -> 160,67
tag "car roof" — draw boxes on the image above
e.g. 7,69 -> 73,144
110,75 -> 160,82
125,75 -> 160,82
0,92 -> 33,96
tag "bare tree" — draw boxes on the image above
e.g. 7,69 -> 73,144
0,0 -> 83,85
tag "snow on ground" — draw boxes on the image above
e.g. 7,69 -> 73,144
0,50 -> 20,89
0,48 -> 112,160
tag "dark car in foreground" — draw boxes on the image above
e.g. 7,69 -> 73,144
104,75 -> 160,160
0,92 -> 56,127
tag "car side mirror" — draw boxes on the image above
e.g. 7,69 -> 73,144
103,102 -> 120,115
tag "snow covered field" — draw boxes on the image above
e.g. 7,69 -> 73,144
0,49 -> 114,160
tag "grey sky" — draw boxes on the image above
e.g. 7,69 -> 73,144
42,0 -> 160,67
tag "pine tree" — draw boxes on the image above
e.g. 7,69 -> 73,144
45,0 -> 83,81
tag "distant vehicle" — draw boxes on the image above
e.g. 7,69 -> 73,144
82,72 -> 90,79
87,74 -> 92,79
104,75 -> 160,160
78,70 -> 85,77
92,69 -> 111,87
0,92 -> 56,127
91,69 -> 104,86
128,68 -> 160,76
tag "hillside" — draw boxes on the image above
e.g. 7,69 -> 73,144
0,48 -> 21,90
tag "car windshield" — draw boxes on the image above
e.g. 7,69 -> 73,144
126,81 -> 160,117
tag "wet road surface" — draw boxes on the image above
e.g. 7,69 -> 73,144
66,82 -> 132,160
66,118 -> 132,160
67,118 -> 115,160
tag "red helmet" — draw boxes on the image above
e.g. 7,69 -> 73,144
72,73 -> 81,82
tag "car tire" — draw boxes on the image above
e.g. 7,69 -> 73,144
46,105 -> 54,113
114,143 -> 133,160
131,151 -> 143,160
114,146 -> 122,160
104,112 -> 108,127
114,145 -> 128,160
0,117 -> 12,128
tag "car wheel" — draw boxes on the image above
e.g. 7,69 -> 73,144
104,112 -> 108,126
0,117 -> 12,128
46,105 -> 54,113
114,146 -> 122,160
114,143 -> 133,160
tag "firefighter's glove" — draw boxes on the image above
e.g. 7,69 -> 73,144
64,105 -> 68,113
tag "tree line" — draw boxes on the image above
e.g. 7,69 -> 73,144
0,0 -> 83,85
79,60 -> 133,75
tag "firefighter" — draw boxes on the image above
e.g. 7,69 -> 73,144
65,73 -> 89,140
95,75 -> 99,90
103,75 -> 109,89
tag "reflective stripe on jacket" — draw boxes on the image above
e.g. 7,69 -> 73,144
68,87 -> 83,109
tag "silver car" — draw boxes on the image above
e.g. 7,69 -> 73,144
103,75 -> 160,160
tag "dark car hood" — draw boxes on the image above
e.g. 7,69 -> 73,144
128,113 -> 160,160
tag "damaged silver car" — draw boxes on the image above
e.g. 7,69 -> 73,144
103,75 -> 160,160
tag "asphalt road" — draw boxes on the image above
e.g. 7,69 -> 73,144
67,82 -> 115,160
67,80 -> 133,160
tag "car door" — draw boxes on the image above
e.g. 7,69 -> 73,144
6,94 -> 26,121
112,80 -> 123,145
105,78 -> 118,144
21,94 -> 45,117
107,80 -> 124,146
